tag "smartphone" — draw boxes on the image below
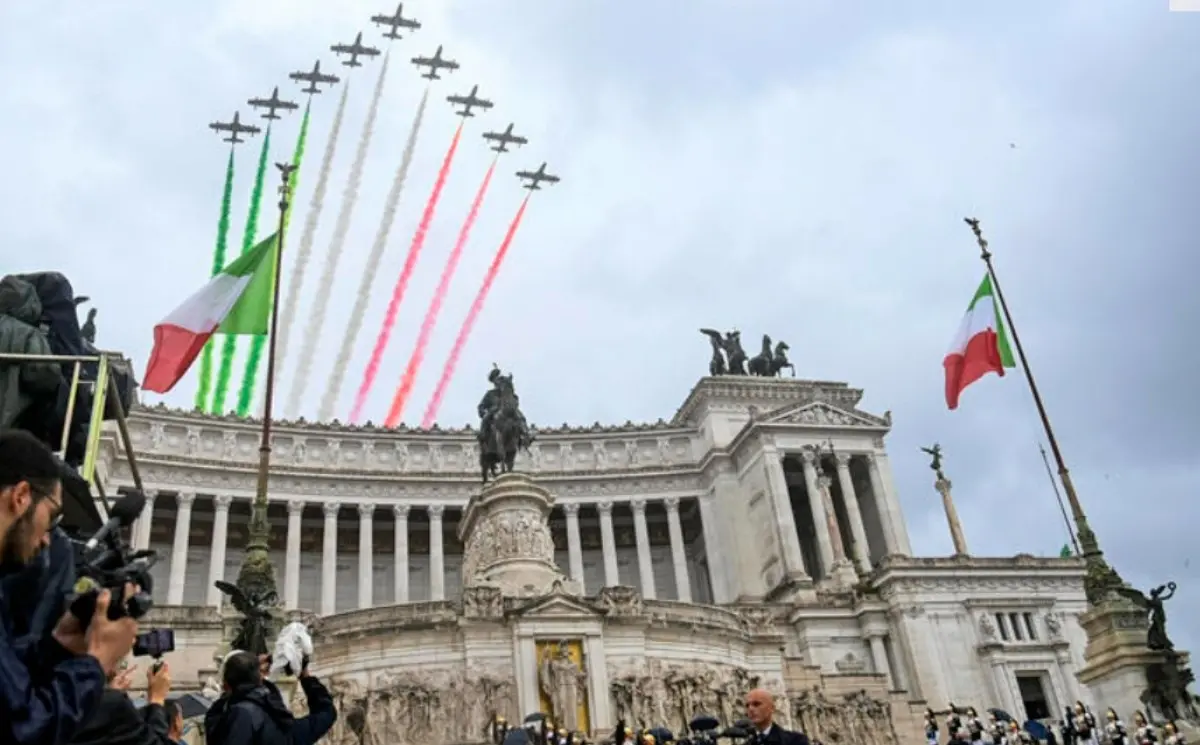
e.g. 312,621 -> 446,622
132,628 -> 175,658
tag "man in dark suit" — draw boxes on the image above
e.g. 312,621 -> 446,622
744,689 -> 810,745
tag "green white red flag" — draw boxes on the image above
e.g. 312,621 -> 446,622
143,234 -> 277,394
944,273 -> 1016,409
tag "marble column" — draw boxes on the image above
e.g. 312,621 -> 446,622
630,499 -> 657,599
866,452 -> 909,554
597,500 -> 619,587
166,492 -> 195,605
134,490 -> 157,550
696,493 -> 729,603
816,474 -> 846,561
868,634 -> 894,688
762,447 -> 808,579
284,500 -> 304,610
393,505 -> 410,603
835,454 -> 872,573
321,502 -> 341,615
563,503 -> 585,586
205,495 -> 232,608
935,478 -> 969,555
664,497 -> 692,603
800,451 -> 835,577
357,503 -> 375,609
428,505 -> 445,601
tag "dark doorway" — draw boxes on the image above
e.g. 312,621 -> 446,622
1016,672 -> 1051,720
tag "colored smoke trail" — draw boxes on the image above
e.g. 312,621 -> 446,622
385,157 -> 498,427
349,122 -> 464,424
286,54 -> 390,418
236,101 -> 311,417
421,195 -> 531,427
317,86 -> 431,423
194,148 -> 236,411
213,127 -> 271,414
276,82 -> 352,387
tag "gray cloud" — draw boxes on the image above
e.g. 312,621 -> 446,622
1,0 -> 1196,652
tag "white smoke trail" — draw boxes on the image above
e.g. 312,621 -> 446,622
317,86 -> 430,423
276,82 -> 351,384
285,53 -> 390,419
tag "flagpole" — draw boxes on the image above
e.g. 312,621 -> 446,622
964,218 -> 1124,602
233,161 -> 296,604
1040,442 -> 1080,556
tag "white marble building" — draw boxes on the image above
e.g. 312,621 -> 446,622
96,375 -> 1092,745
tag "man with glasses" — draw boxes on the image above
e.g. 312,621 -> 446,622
0,429 -> 140,745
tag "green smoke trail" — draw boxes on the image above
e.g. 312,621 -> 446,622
194,149 -> 236,411
237,103 -> 311,416
212,127 -> 271,414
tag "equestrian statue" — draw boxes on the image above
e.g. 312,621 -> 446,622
477,364 -> 534,484
702,328 -> 794,377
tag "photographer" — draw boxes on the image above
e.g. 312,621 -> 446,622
69,659 -> 174,745
0,429 -> 139,745
205,651 -> 336,745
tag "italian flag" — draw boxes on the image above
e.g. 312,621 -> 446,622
143,234 -> 277,394
943,273 -> 1016,409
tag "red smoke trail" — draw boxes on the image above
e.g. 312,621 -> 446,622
385,157 -> 499,426
350,122 -> 464,423
421,194 -> 532,428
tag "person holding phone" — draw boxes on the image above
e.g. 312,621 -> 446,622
69,659 -> 175,745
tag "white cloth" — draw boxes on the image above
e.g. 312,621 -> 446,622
270,622 -> 313,677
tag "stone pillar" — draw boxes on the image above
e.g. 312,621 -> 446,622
428,505 -> 445,601
800,451 -> 835,576
321,501 -> 340,615
205,495 -> 232,608
630,499 -> 657,599
935,477 -> 969,555
816,474 -> 846,561
835,454 -> 872,573
762,446 -> 808,580
696,492 -> 730,603
868,634 -> 894,688
664,497 -> 692,603
393,505 -> 410,603
563,503 -> 585,586
166,492 -> 194,605
866,452 -> 910,554
134,489 -> 157,550
597,500 -> 619,587
284,500 -> 304,610
357,503 -> 375,609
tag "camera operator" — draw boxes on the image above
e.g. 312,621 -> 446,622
205,650 -> 336,745
0,429 -> 140,745
69,659 -> 174,745
743,689 -> 809,745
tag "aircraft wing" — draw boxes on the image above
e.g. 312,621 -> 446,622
331,44 -> 353,54
542,173 -> 560,183
511,135 -> 528,145
447,95 -> 467,105
209,122 -> 232,132
240,123 -> 263,135
515,170 -> 536,180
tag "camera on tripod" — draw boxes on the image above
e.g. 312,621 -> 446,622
67,490 -> 158,624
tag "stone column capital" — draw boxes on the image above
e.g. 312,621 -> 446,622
213,494 -> 233,511
358,503 -> 376,518
664,497 -> 681,513
835,452 -> 853,469
864,452 -> 879,467
428,504 -> 445,520
562,503 -> 580,517
630,498 -> 647,515
596,500 -> 613,516
817,474 -> 833,491
800,449 -> 818,466
287,499 -> 306,515
393,504 -> 411,519
323,501 -> 342,517
176,491 -> 196,508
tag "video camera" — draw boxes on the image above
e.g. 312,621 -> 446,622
676,716 -> 752,745
67,490 -> 158,623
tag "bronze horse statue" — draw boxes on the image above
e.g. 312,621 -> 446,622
479,385 -> 533,483
748,334 -> 795,377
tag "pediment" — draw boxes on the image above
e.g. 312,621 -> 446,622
509,592 -> 602,619
760,401 -> 889,429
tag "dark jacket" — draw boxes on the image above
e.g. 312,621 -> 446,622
0,275 -> 62,429
758,725 -> 811,745
204,676 -> 336,745
0,570 -> 106,745
69,689 -> 173,745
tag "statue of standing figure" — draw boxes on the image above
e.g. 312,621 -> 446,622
921,443 -> 946,481
538,641 -> 587,732
477,364 -> 534,483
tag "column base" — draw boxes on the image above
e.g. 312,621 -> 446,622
820,560 -> 859,590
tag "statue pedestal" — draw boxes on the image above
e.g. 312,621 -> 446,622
1077,598 -> 1197,724
459,473 -> 576,598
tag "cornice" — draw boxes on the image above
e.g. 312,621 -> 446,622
673,376 -> 867,425
869,555 -> 1088,601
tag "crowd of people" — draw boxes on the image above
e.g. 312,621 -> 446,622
924,702 -> 1188,745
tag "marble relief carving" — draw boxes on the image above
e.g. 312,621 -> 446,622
790,688 -> 899,745
608,660 -> 763,734
321,669 -> 515,745
461,511 -> 556,587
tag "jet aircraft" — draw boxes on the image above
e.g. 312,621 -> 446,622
331,32 -> 381,67
447,85 -> 493,118
411,45 -> 459,80
482,123 -> 528,153
209,112 -> 262,144
289,60 -> 340,95
247,86 -> 299,120
371,3 -> 421,39
516,162 -> 560,190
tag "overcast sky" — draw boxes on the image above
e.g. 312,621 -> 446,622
2,2 -> 1196,652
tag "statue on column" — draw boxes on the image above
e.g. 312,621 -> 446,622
921,443 -> 946,481
214,579 -> 277,655
477,364 -> 533,483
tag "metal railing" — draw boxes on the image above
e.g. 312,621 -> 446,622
0,351 -> 145,516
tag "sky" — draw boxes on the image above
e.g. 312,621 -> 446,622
1,1 -> 1196,653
